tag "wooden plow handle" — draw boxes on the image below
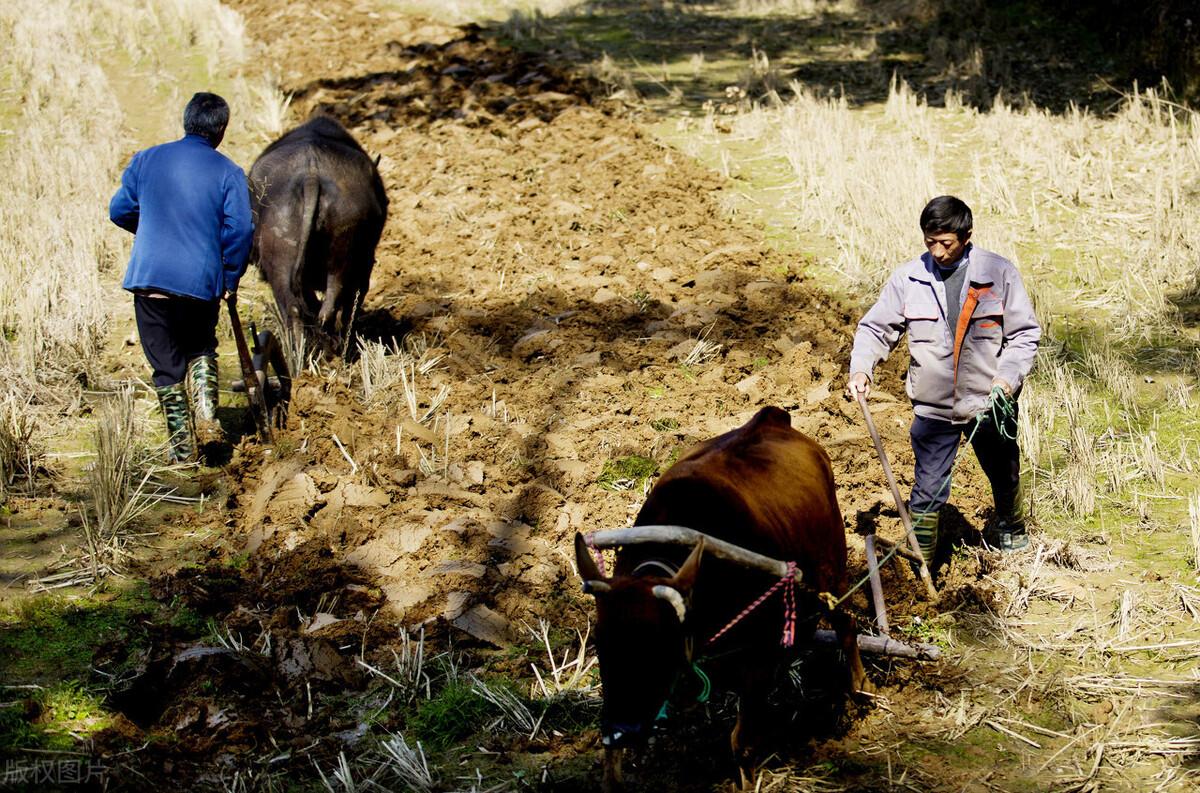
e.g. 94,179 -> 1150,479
855,390 -> 938,600
226,296 -> 273,442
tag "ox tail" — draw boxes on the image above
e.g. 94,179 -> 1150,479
293,171 -> 320,289
287,171 -> 319,341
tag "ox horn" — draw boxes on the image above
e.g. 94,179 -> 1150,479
582,580 -> 611,595
652,585 -> 687,623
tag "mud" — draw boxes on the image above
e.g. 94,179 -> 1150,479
85,0 -> 1006,787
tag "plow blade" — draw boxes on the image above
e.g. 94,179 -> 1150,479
811,629 -> 941,661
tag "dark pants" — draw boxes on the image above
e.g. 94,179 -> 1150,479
909,403 -> 1021,519
134,294 -> 219,387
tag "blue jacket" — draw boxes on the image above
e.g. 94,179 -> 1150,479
110,134 -> 253,301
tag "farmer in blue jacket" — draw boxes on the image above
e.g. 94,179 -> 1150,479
109,92 -> 253,463
847,196 -> 1041,560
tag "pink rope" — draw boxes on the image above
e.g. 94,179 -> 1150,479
707,562 -> 798,648
584,531 -> 607,577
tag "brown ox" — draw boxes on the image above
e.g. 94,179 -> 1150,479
575,406 -> 868,790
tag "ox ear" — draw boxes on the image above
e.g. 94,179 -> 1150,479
668,538 -> 705,594
574,532 -> 608,591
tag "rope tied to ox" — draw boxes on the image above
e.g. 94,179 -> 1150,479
707,561 -> 798,648
585,531 -> 608,577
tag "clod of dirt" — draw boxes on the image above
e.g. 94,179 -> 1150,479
451,604 -> 513,647
274,637 -> 361,685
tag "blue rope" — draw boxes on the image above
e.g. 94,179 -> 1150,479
691,662 -> 711,703
656,661 -> 714,721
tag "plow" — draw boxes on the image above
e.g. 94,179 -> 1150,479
586,523 -> 941,663
226,295 -> 292,443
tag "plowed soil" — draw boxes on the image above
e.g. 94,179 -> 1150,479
94,0 -> 1004,787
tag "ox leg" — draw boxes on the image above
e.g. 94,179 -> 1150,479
601,746 -> 625,793
258,234 -> 305,332
317,273 -> 343,335
830,608 -> 872,695
730,662 -> 774,775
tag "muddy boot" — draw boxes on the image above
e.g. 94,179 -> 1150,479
156,382 -> 195,464
991,511 -> 1030,552
911,510 -> 939,565
187,355 -> 222,445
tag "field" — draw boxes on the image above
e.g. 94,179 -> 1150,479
2,0 -> 1199,791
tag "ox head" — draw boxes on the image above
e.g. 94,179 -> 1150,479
574,532 -> 704,752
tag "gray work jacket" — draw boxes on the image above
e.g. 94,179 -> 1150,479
849,245 -> 1041,423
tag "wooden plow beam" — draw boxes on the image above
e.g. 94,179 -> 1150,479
586,525 -> 941,661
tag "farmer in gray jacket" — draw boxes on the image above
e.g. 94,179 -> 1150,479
847,196 -> 1041,560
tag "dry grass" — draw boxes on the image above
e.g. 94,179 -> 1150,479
1190,491 -> 1200,571
715,79 -> 937,289
379,733 -> 435,792
470,675 -> 543,738
526,619 -> 598,700
0,388 -> 42,501
681,323 -> 724,366
357,336 -> 449,423
79,387 -> 168,582
29,386 -> 173,589
357,627 -> 432,704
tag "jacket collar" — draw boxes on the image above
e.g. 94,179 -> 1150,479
905,243 -> 994,287
183,133 -> 217,148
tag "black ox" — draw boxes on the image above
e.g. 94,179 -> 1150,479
249,115 -> 387,355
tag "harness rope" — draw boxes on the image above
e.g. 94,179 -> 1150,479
707,561 -> 799,647
585,532 -> 608,577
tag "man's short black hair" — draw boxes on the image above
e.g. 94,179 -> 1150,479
920,195 -> 973,240
183,92 -> 230,143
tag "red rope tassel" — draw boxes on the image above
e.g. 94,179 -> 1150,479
781,562 -> 797,647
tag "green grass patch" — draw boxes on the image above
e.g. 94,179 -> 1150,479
650,417 -> 680,432
597,455 -> 659,492
408,681 -> 491,750
36,682 -> 113,748
0,583 -> 206,685
0,587 -> 153,684
0,681 -> 115,755
0,705 -> 40,752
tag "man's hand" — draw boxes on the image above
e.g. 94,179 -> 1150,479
847,372 -> 871,400
991,378 -> 1013,397
223,289 -> 237,302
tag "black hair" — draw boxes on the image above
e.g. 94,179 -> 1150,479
183,92 -> 230,144
919,195 -> 973,240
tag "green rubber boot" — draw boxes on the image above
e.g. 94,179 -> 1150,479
993,511 -> 1029,552
186,355 -> 221,444
156,382 -> 195,464
911,510 -> 939,564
